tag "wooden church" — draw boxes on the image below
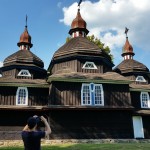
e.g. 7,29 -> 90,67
0,2 -> 150,140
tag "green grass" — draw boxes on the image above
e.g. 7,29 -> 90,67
1,143 -> 150,150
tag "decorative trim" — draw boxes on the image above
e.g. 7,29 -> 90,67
82,61 -> 97,69
136,76 -> 146,82
18,69 -> 31,77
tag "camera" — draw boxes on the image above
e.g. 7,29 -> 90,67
35,116 -> 41,124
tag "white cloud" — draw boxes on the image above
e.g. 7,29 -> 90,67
60,0 -> 150,65
0,61 -> 3,67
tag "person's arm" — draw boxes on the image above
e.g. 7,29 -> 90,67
22,124 -> 29,131
40,116 -> 51,136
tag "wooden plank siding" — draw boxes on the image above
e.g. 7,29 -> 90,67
49,82 -> 81,105
51,59 -> 112,74
0,110 -> 48,140
0,87 -> 49,106
0,110 -> 134,140
51,60 -> 77,74
49,110 -> 134,139
49,82 -> 131,107
143,116 -> 150,139
130,91 -> 141,109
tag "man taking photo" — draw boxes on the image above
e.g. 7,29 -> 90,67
22,115 -> 51,150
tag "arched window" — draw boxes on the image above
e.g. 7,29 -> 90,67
82,62 -> 97,69
81,83 -> 104,106
16,87 -> 28,105
140,92 -> 150,108
18,69 -> 31,77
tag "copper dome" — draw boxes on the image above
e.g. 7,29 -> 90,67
71,9 -> 87,29
17,26 -> 33,48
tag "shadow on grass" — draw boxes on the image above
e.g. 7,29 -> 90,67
1,143 -> 150,150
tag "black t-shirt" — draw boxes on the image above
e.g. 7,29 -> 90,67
22,131 -> 45,150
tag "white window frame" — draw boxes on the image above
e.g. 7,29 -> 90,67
82,61 -> 97,69
94,84 -> 104,106
18,69 -> 31,77
81,84 -> 91,105
81,83 -> 104,106
140,92 -> 150,108
16,87 -> 28,105
136,76 -> 146,82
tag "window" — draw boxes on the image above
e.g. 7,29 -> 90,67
82,62 -> 97,69
140,92 -> 150,108
94,84 -> 104,105
16,87 -> 28,105
81,83 -> 104,106
136,76 -> 146,82
18,69 -> 31,77
0,74 -> 2,77
81,84 -> 91,105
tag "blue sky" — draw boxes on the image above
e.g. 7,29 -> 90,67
0,0 -> 150,70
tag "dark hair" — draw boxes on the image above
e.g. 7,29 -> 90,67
27,117 -> 37,129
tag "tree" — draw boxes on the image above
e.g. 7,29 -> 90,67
86,35 -> 114,63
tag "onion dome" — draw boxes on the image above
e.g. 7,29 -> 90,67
71,8 -> 86,29
122,37 -> 134,60
17,25 -> 33,50
3,23 -> 43,68
114,28 -> 149,73
69,8 -> 89,38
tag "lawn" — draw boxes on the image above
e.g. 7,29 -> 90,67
1,143 -> 150,150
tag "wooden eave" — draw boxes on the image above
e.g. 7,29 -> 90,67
134,109 -> 150,116
130,88 -> 150,92
48,77 -> 131,84
0,105 -> 134,111
129,83 -> 150,92
0,106 -> 47,111
0,83 -> 49,88
45,105 -> 134,111
0,78 -> 49,88
47,72 -> 132,84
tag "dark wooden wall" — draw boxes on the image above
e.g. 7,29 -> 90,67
49,110 -> 133,139
143,116 -> 150,139
0,110 -> 134,140
0,87 -> 49,106
49,82 -> 131,107
103,84 -> 131,106
130,91 -> 141,109
0,110 -> 48,140
2,68 -> 46,79
51,59 -> 112,74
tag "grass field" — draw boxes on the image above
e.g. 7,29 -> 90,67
1,143 -> 150,150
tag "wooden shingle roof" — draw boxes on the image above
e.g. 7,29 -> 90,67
3,50 -> 44,68
0,76 -> 48,88
114,59 -> 149,74
48,71 -> 132,84
53,37 -> 111,61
